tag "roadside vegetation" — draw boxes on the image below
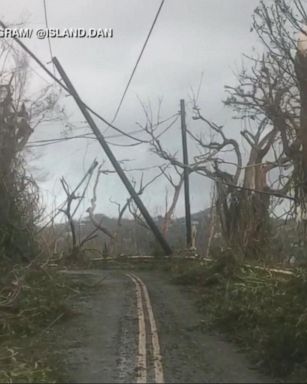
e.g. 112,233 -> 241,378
170,256 -> 307,381
0,40 -> 88,382
2,0 -> 307,382
154,1 -> 307,380
0,261 -> 80,383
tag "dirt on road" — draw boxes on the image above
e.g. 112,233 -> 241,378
51,268 -> 273,383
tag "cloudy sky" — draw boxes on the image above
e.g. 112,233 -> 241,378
1,0 -> 262,222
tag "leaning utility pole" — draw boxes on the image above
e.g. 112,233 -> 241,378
180,99 -> 192,248
52,57 -> 172,256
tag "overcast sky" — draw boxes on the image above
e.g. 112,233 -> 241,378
1,0 -> 262,222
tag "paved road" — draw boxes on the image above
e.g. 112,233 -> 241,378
54,269 -> 272,383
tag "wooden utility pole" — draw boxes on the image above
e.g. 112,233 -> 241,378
180,99 -> 192,248
295,31 -> 307,243
52,57 -> 172,256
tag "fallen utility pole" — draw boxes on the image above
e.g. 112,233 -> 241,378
52,57 -> 172,256
180,99 -> 192,248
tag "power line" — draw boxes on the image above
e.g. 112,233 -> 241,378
26,113 -> 179,148
111,0 -> 165,123
0,19 -> 146,144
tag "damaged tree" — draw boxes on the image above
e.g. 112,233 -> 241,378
190,0 -> 307,258
295,24 -> 307,240
57,160 -> 116,258
160,166 -> 184,238
137,101 -> 185,240
0,81 -> 33,254
224,0 -> 307,253
0,41 -> 62,261
192,102 -> 285,257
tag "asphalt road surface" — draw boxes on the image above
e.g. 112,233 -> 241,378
54,269 -> 273,383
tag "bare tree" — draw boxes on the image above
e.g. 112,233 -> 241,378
86,164 -> 115,241
220,0 -> 307,251
180,0 -> 307,258
56,160 -> 114,257
159,166 -> 184,237
136,101 -> 186,239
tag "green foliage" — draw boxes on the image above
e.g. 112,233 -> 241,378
172,258 -> 307,379
0,265 -> 78,383
0,354 -> 55,384
0,160 -> 40,262
0,271 -> 72,338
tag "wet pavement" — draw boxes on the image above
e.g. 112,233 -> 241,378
54,269 -> 273,383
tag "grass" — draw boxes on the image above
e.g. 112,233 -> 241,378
0,263 -> 83,383
170,256 -> 307,381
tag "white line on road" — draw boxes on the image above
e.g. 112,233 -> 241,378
127,272 -> 165,384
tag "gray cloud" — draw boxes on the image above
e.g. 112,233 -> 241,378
1,0 -> 261,221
